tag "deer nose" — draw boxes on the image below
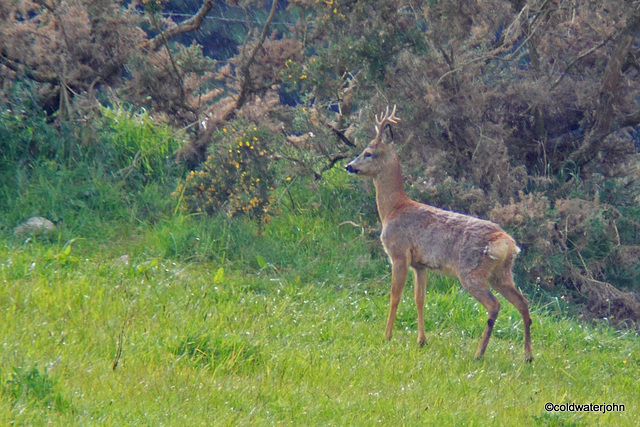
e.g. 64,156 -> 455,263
345,164 -> 357,174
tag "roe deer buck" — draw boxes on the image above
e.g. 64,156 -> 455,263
345,106 -> 533,362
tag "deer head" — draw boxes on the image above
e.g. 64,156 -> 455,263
345,105 -> 401,177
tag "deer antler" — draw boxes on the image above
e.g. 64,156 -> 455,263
374,105 -> 401,142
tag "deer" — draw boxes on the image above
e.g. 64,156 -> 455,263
345,106 -> 533,362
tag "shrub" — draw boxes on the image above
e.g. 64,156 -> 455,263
175,121 -> 279,226
490,191 -> 640,323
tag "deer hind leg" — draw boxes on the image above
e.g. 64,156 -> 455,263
413,267 -> 428,346
490,270 -> 533,363
385,256 -> 408,341
459,275 -> 501,360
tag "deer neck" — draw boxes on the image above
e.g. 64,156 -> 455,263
373,154 -> 409,223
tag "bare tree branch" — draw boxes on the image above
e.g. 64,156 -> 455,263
315,114 -> 356,148
319,154 -> 349,174
189,0 -> 279,161
568,9 -> 640,168
619,109 -> 640,129
232,0 -> 279,117
0,52 -> 59,85
2,1 -> 215,104
435,0 -> 551,88
273,153 -> 322,180
550,35 -> 613,90
143,0 -> 215,52
98,1 -> 215,87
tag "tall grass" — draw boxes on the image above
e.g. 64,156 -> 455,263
0,107 -> 182,240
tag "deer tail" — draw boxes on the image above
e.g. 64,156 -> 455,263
486,232 -> 520,262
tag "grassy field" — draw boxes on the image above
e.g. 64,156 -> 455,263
1,173 -> 639,426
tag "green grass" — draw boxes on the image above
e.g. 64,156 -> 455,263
0,148 -> 638,425
1,213 -> 638,426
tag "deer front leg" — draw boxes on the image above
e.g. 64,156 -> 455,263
385,256 -> 408,341
414,267 -> 428,346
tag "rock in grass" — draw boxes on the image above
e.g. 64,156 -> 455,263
116,254 -> 130,264
13,216 -> 56,236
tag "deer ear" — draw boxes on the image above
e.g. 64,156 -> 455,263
381,124 -> 395,145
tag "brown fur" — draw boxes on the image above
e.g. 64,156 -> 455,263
346,107 -> 533,362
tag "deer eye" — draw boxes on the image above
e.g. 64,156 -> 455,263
364,152 -> 373,158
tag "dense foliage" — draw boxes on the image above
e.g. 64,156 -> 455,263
2,0 -> 640,322
175,121 -> 279,225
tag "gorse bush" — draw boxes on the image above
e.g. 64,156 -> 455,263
175,121 -> 279,225
489,190 -> 640,322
